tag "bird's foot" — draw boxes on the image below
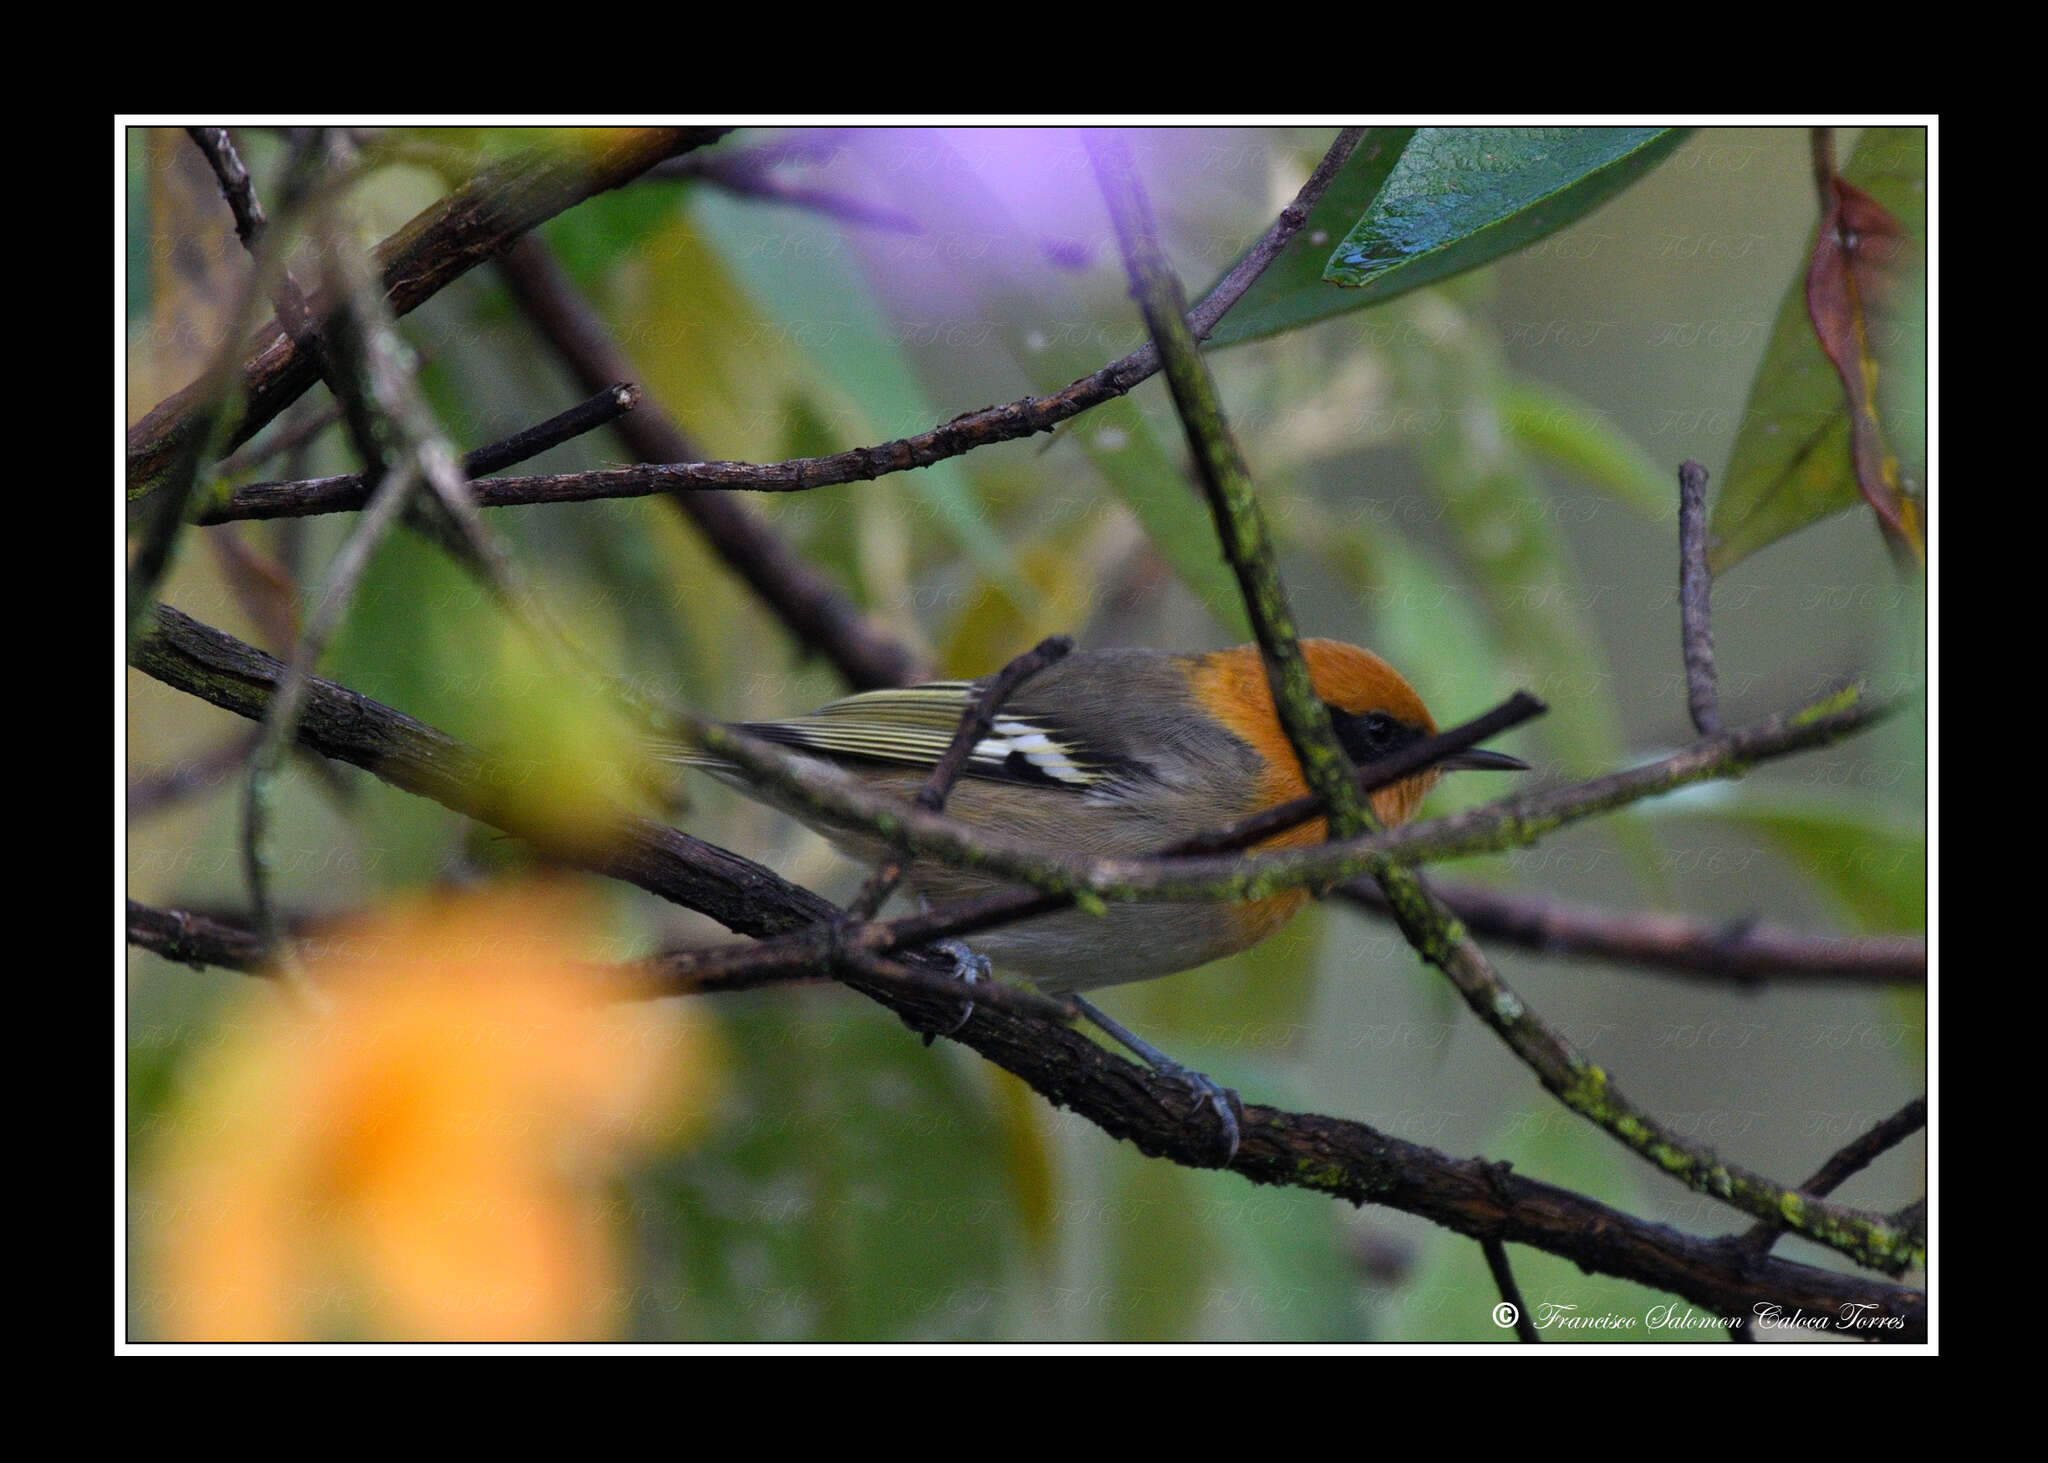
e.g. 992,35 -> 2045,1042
1151,1061 -> 1242,1166
1068,995 -> 1242,1166
921,939 -> 989,1044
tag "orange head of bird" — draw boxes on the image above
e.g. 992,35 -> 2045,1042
1194,638 -> 1526,836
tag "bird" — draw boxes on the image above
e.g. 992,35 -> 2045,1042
669,638 -> 1527,1157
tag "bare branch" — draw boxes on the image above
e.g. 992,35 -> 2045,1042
465,383 -> 641,476
1678,459 -> 1721,735
192,130 -> 1368,524
1727,1094 -> 1925,1340
202,382 -> 642,527
128,900 -> 269,973
1340,878 -> 1923,986
124,898 -> 1073,1025
1810,126 -> 1838,216
1482,1237 -> 1541,1342
185,127 -> 269,249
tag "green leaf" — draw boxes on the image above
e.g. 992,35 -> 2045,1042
1323,128 -> 1688,301
1711,128 -> 1927,571
1502,376 -> 1673,519
1204,128 -> 1415,347
1211,129 -> 1684,347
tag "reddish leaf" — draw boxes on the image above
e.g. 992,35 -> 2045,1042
1805,178 -> 1923,563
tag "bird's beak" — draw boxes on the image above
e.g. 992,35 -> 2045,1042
1438,747 -> 1530,772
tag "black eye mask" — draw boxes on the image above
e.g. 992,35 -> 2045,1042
1325,703 -> 1532,775
1326,705 -> 1428,767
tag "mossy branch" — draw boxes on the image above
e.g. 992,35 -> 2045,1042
1088,132 -> 1373,841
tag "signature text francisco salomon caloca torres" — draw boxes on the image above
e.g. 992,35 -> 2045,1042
1531,1302 -> 1905,1335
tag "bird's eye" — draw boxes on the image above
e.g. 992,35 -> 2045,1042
1328,706 -> 1414,764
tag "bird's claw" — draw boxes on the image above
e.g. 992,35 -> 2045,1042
926,939 -> 988,1041
1153,1060 -> 1242,1166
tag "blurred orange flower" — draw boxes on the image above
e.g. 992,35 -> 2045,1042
146,882 -> 715,1341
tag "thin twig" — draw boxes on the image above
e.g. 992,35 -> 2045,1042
127,900 -> 270,972
190,128 -> 351,432
465,383 -> 641,476
1167,694 -> 1544,856
1810,127 -> 1838,217
123,897 -> 1073,1025
1481,1237 -> 1541,1342
193,130 -> 1368,524
1339,878 -> 1923,986
121,617 -> 1926,1338
1677,459 -> 1721,735
1738,1097 -> 1927,1256
847,635 -> 1073,919
203,383 -> 643,526
192,127 -> 317,340
185,127 -> 269,248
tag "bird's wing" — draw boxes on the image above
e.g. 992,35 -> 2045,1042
722,681 -> 1114,791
